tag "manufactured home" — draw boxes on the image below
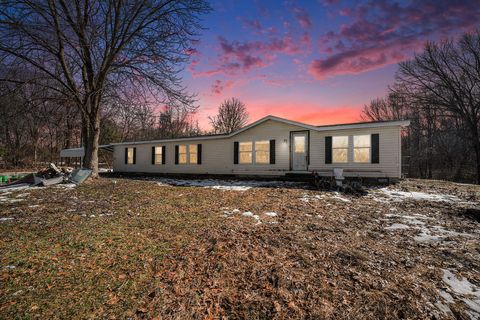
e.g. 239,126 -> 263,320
110,116 -> 409,179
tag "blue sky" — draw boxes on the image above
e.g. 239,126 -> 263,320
182,0 -> 479,128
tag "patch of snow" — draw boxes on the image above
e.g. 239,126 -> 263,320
373,188 -> 475,204
414,229 -> 442,242
0,197 -> 23,203
0,185 -> 30,192
442,269 -> 480,319
442,270 -> 480,296
156,178 -> 305,191
4,265 -> 16,269
434,301 -> 453,316
55,183 -> 77,189
385,223 -> 410,230
440,290 -> 454,303
240,211 -> 262,224
331,192 -> 351,202
15,193 -> 30,198
0,217 -> 14,222
264,212 -> 278,217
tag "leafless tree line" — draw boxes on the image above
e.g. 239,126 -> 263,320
0,0 -> 210,176
363,31 -> 480,184
0,77 -> 202,168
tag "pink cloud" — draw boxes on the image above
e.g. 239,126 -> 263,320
192,33 -> 312,77
210,79 -> 235,95
292,7 -> 312,29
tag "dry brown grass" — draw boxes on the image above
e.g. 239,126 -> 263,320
0,178 -> 479,319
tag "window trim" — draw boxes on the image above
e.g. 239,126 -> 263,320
126,147 -> 135,165
254,140 -> 270,165
178,144 -> 187,165
353,134 -> 371,163
177,144 -> 200,165
332,135 -> 349,164
154,146 -> 163,165
189,144 -> 198,164
239,141 -> 253,164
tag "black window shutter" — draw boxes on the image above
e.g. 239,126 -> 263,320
133,147 -> 136,164
162,146 -> 166,164
233,142 -> 239,164
124,148 -> 128,164
371,134 -> 379,163
269,139 -> 275,164
151,146 -> 155,165
197,144 -> 202,164
174,145 -> 179,164
325,136 -> 332,164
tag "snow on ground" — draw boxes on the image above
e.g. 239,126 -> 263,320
384,223 -> 410,230
372,187 -> 475,204
54,183 -> 77,189
384,213 -> 474,243
155,178 -> 305,191
264,212 -> 278,217
440,269 -> 480,319
0,217 -> 14,222
222,209 -> 278,224
299,192 -> 351,203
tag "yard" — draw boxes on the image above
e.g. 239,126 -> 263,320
0,177 -> 479,319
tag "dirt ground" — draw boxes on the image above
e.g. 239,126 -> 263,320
0,178 -> 479,319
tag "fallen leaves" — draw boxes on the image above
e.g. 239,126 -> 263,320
0,178 -> 478,319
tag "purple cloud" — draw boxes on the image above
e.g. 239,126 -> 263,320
310,0 -> 480,79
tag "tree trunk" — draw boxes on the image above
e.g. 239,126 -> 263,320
474,139 -> 480,185
81,111 -> 100,178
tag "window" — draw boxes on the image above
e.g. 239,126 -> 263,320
255,140 -> 269,164
189,144 -> 198,164
332,136 -> 348,163
154,146 -> 163,164
239,142 -> 253,164
294,136 -> 305,153
354,135 -> 371,163
127,147 -> 134,164
179,145 -> 187,164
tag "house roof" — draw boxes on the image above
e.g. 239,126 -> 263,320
110,115 -> 410,146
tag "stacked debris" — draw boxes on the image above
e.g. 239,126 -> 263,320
0,163 -> 91,190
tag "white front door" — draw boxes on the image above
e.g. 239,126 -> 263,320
292,132 -> 308,171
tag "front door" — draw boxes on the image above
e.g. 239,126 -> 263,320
292,132 -> 308,171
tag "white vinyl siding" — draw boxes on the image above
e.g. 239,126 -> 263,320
113,119 -> 403,178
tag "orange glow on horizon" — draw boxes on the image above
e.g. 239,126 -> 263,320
196,100 -> 364,130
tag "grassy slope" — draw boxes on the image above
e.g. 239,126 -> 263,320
0,179 -> 479,319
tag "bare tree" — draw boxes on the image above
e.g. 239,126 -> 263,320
209,97 -> 249,134
0,0 -> 210,177
396,31 -> 480,183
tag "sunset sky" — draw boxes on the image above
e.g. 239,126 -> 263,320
183,0 -> 479,129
